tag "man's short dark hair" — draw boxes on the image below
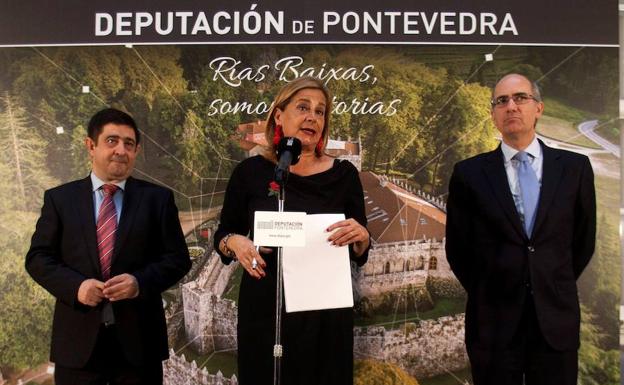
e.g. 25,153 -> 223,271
87,108 -> 141,145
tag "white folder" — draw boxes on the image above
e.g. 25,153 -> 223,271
282,214 -> 354,312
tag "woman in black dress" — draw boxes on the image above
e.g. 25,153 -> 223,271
214,76 -> 370,385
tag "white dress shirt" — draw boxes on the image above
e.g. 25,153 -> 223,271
500,136 -> 543,225
90,172 -> 126,223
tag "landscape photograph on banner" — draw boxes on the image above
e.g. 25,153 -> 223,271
0,44 -> 619,385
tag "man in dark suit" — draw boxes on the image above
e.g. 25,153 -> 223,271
26,108 -> 191,385
445,74 -> 595,385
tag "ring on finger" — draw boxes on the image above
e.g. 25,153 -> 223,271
251,258 -> 258,270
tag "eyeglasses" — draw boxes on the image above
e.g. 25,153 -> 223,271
491,93 -> 539,108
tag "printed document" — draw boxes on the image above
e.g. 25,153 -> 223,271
283,213 -> 354,312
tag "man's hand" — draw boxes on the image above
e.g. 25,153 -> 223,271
77,279 -> 106,307
103,274 -> 140,301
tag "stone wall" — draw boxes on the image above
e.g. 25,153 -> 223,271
212,297 -> 238,351
164,350 -> 238,385
353,314 -> 468,378
193,251 -> 237,296
356,239 -> 455,300
179,234 -> 467,380
363,239 -> 450,277
427,272 -> 466,299
182,252 -> 239,354
357,270 -> 428,298
183,283 -> 238,354
182,282 -> 216,353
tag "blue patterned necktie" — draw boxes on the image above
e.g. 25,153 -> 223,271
514,151 -> 539,236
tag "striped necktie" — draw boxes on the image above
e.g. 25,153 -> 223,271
97,184 -> 119,280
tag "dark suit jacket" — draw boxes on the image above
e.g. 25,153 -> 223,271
445,140 -> 595,352
26,176 -> 191,368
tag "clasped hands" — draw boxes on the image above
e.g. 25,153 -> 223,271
227,218 -> 369,280
77,273 -> 139,307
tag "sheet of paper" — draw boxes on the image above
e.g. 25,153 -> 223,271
283,213 -> 354,312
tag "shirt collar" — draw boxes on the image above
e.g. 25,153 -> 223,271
90,172 -> 126,193
500,136 -> 541,162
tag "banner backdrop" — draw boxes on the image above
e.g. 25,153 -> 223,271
0,2 -> 619,385
0,1 -> 618,46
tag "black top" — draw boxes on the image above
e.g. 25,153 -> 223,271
214,155 -> 369,385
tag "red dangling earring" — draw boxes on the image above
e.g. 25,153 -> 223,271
315,138 -> 323,156
273,125 -> 283,147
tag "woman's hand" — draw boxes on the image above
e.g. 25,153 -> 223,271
326,218 -> 370,257
226,235 -> 270,279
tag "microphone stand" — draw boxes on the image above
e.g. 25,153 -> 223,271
273,181 -> 285,385
271,136 -> 300,385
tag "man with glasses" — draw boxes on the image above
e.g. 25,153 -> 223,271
445,74 -> 596,385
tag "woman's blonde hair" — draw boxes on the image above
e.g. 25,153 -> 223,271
263,76 -> 332,161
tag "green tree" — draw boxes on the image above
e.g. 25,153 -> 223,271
8,46 -> 188,184
0,148 -> 53,371
70,124 -> 90,177
578,307 -> 619,385
0,213 -> 54,371
0,93 -> 57,211
423,82 -> 497,194
0,93 -> 56,371
173,110 -> 212,197
578,214 -> 620,349
530,48 -> 618,115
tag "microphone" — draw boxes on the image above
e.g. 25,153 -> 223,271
274,136 -> 302,184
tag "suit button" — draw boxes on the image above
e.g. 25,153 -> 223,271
527,246 -> 535,252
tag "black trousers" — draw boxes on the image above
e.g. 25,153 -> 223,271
54,325 -> 163,385
467,297 -> 578,385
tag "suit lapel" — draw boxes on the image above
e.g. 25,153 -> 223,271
112,176 -> 142,264
531,141 -> 562,238
482,147 -> 527,240
76,176 -> 102,277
